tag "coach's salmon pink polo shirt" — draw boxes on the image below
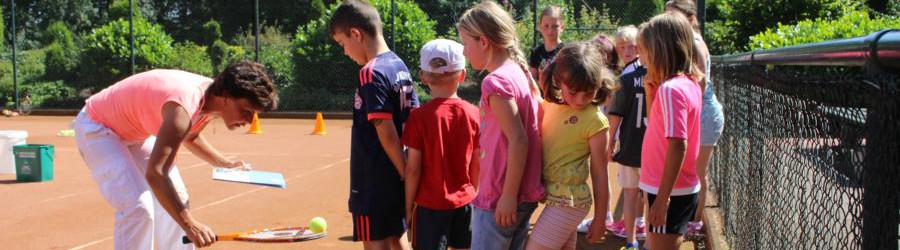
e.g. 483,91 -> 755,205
86,69 -> 213,142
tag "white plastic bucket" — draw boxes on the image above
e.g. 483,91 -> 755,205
0,130 -> 28,174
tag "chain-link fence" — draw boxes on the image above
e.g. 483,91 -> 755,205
709,31 -> 900,249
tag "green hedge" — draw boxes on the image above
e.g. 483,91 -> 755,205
749,10 -> 900,50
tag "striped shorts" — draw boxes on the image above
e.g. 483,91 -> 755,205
529,205 -> 590,249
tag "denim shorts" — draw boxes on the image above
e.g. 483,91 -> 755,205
470,202 -> 538,250
700,93 -> 725,146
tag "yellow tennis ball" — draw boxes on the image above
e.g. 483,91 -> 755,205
309,217 -> 327,233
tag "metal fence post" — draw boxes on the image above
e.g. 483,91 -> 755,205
10,0 -> 17,111
254,0 -> 260,62
533,0 -> 538,47
861,30 -> 899,250
129,0 -> 135,74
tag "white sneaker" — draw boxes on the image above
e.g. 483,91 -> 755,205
576,218 -> 593,233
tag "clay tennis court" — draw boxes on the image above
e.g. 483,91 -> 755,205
0,115 -> 698,250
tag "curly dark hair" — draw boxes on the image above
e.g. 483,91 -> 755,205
206,60 -> 278,111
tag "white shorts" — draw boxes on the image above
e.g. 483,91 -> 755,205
617,164 -> 641,189
73,110 -> 193,250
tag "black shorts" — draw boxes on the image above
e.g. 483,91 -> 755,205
646,192 -> 699,235
352,213 -> 406,242
409,204 -> 472,250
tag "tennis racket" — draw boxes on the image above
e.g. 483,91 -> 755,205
182,226 -> 326,243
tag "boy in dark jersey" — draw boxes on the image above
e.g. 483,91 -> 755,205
529,5 -> 565,85
608,25 -> 648,250
329,1 -> 419,249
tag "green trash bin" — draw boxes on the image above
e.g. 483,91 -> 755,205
13,144 -> 54,182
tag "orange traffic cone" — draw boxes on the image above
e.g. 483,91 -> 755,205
312,112 -> 327,135
247,113 -> 263,134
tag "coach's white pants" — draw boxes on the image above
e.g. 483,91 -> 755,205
72,111 -> 193,250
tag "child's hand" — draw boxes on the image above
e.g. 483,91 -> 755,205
494,195 -> 518,227
225,161 -> 252,170
586,219 -> 606,244
648,197 -> 669,231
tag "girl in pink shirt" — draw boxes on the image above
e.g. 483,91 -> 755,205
72,61 -> 277,249
458,2 -> 544,249
636,13 -> 705,250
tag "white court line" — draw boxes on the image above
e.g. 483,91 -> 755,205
10,190 -> 94,211
67,237 -> 112,250
66,157 -> 349,250
12,155 -> 238,211
193,158 -> 349,211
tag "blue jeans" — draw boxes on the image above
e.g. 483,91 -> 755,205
470,202 -> 538,250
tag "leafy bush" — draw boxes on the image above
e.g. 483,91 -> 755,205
80,17 -> 174,91
0,6 -> 5,53
168,42 -> 213,76
705,0 -> 858,54
44,21 -> 81,82
290,0 -> 436,110
0,50 -> 48,109
235,26 -> 295,89
108,0 -> 144,20
19,80 -> 81,109
202,19 -> 223,46
209,40 -> 246,74
516,1 -> 620,55
749,10 -> 900,50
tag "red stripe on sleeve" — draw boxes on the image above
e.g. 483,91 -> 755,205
367,112 -> 393,121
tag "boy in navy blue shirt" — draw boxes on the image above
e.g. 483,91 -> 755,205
329,1 -> 419,249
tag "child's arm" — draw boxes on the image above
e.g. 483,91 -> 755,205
373,119 -> 406,178
469,147 -> 480,190
489,95 -> 529,227
647,138 -> 687,227
586,128 -> 611,242
404,148 -> 422,223
607,115 -> 622,161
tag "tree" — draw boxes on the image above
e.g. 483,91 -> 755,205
201,19 -> 222,46
415,0 -> 480,37
1,5 -> 5,53
43,21 -> 81,82
7,0 -> 107,49
79,17 -> 174,91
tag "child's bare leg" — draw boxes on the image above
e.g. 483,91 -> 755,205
647,232 -> 682,250
363,239 -> 390,250
694,146 -> 714,222
623,187 -> 641,243
387,236 -> 408,250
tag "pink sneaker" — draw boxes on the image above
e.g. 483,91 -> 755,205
607,220 -> 625,232
635,224 -> 647,239
686,221 -> 704,238
611,223 -> 647,239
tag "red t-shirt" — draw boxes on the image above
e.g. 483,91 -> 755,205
402,98 -> 480,210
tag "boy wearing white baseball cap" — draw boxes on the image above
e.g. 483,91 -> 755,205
402,39 -> 481,250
